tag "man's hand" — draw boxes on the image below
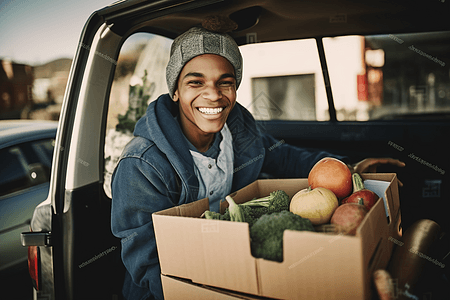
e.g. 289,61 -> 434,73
349,158 -> 405,174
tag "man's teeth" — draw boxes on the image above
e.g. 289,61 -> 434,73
198,107 -> 224,114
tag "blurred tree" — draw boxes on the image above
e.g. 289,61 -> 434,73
116,70 -> 154,133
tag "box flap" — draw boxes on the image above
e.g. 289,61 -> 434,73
357,173 -> 400,299
364,179 -> 391,217
357,187 -> 390,299
361,173 -> 399,223
154,197 -> 210,217
258,230 -> 364,300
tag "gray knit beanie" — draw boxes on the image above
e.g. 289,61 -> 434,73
166,26 -> 243,97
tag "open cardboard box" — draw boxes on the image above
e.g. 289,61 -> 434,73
153,173 -> 401,300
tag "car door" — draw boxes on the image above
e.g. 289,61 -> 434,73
28,2 -> 228,300
0,138 -> 53,274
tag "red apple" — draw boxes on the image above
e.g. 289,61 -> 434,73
341,173 -> 379,210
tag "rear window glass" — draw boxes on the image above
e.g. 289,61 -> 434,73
238,39 -> 329,121
0,147 -> 29,197
324,31 -> 450,121
0,139 -> 53,198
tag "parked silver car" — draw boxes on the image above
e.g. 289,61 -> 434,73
0,120 -> 57,276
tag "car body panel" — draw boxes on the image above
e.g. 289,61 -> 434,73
0,120 -> 57,275
0,120 -> 58,149
64,23 -> 121,193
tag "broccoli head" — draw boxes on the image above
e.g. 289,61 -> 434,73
248,206 -> 269,220
241,190 -> 290,214
250,210 -> 315,262
241,205 -> 270,227
214,191 -> 288,225
204,211 -> 223,220
222,205 -> 269,226
221,209 -> 231,221
267,190 -> 290,213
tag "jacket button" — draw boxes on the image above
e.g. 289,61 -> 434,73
210,191 -> 214,195
208,164 -> 212,169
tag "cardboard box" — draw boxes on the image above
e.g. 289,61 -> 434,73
161,274 -> 272,299
153,173 -> 401,300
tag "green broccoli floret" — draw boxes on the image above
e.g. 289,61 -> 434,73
222,205 -> 268,226
247,206 -> 271,226
250,211 -> 315,262
240,205 -> 255,226
204,211 -> 223,220
241,190 -> 290,214
267,190 -> 290,213
221,208 -> 231,221
249,206 -> 269,220
241,205 -> 267,227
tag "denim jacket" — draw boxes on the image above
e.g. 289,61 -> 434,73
111,94 -> 348,300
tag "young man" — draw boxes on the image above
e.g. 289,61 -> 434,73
111,25 -> 404,300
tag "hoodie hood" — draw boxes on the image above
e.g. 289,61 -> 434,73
133,94 -> 199,197
134,93 -> 193,167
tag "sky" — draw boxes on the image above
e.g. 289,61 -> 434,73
0,0 -> 116,66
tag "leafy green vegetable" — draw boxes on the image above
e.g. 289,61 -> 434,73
221,204 -> 269,226
241,190 -> 290,213
204,211 -> 223,220
241,205 -> 269,227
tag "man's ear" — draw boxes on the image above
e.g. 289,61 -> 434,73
172,90 -> 179,102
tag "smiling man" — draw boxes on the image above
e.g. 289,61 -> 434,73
173,53 -> 237,152
111,24 -> 404,300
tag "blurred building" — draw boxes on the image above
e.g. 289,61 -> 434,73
0,59 -> 34,119
0,58 -> 71,120
29,58 -> 71,120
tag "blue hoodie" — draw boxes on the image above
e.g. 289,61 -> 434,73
111,93 -> 348,300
